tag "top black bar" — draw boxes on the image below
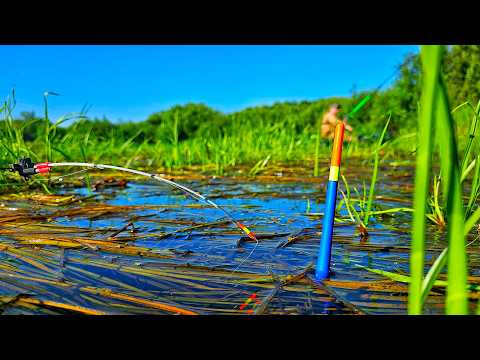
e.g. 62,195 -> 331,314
1,6 -> 479,45
0,30 -> 476,45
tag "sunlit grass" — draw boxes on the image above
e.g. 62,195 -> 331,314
409,45 -> 468,315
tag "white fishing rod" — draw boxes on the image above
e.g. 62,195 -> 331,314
4,158 -> 258,246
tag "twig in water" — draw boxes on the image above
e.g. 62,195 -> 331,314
108,222 -> 136,239
254,267 -> 282,315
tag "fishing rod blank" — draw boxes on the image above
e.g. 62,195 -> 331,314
346,65 -> 401,120
4,158 -> 258,243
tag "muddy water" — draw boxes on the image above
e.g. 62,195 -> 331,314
0,163 -> 478,314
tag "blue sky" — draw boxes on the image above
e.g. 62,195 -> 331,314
0,45 -> 418,122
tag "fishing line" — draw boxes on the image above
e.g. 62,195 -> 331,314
374,65 -> 402,92
49,168 -> 93,183
231,239 -> 259,274
346,64 -> 402,121
339,64 -> 402,151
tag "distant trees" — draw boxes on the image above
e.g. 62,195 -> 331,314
147,103 -> 225,142
444,45 -> 480,106
352,45 -> 480,138
358,52 -> 422,137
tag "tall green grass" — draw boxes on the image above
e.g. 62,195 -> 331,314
408,45 -> 468,315
1,89 -> 418,185
314,116 -> 322,177
337,117 -> 415,236
363,116 -> 391,227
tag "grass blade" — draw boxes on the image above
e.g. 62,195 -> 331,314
408,45 -> 439,315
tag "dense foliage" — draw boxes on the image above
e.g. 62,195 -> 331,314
444,45 -> 480,106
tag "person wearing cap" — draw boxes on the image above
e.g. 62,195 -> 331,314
321,103 -> 353,140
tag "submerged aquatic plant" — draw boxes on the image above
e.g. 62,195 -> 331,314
426,175 -> 446,228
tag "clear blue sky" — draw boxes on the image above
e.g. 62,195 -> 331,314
0,45 -> 418,122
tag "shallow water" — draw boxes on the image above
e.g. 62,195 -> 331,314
0,164 -> 478,314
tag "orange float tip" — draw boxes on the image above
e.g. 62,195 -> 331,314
331,122 -> 345,167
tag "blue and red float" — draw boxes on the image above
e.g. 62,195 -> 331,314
316,122 -> 345,280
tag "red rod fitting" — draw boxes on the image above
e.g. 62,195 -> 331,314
35,162 -> 51,169
36,167 -> 51,174
35,162 -> 52,174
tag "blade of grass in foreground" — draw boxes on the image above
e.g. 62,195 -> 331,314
409,45 -> 468,314
421,248 -> 448,306
421,102 -> 480,307
435,72 -> 468,314
408,45 -> 439,315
